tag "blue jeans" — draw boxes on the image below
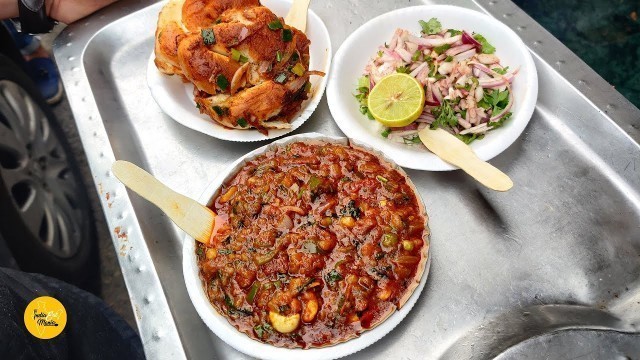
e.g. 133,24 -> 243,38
2,20 -> 40,55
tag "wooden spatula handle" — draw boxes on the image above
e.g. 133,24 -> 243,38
111,161 -> 216,243
418,128 -> 513,191
285,0 -> 311,32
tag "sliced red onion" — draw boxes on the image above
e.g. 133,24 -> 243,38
459,123 -> 489,135
277,214 -> 293,230
489,90 -> 513,121
389,129 -> 419,136
238,27 -> 249,42
410,62 -> 428,77
470,62 -> 496,77
416,65 -> 430,85
380,54 -> 396,62
405,41 -> 419,55
388,29 -> 401,50
459,116 -> 472,129
407,34 -> 461,47
461,30 -> 482,49
479,78 -> 507,88
453,49 -> 476,62
387,133 -> 407,144
395,48 -> 413,63
475,85 -> 484,101
445,44 -> 475,56
259,61 -> 270,73
381,47 -> 402,61
432,84 -> 443,104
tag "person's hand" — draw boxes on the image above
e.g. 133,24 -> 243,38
46,0 -> 118,24
0,0 -> 117,24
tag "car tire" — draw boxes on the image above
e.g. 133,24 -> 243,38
0,54 -> 98,288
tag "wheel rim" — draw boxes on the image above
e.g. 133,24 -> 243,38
0,80 -> 83,258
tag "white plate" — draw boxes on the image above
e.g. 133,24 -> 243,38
146,0 -> 332,142
326,5 -> 538,171
183,133 -> 431,360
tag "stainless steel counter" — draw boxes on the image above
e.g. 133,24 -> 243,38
53,0 -> 640,359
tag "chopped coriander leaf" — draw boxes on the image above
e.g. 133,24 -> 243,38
381,128 -> 391,138
412,50 -> 422,61
324,269 -> 343,286
267,20 -> 283,30
396,65 -> 410,74
254,325 -> 265,338
447,29 -> 462,36
282,29 -> 293,42
216,74 -> 229,90
455,133 -> 484,144
274,72 -> 287,83
196,247 -> 204,255
433,44 -> 450,54
473,33 -> 496,54
480,88 -> 510,116
489,112 -> 512,128
196,103 -> 201,109
237,117 -> 248,127
341,200 -> 361,218
377,50 -> 383,57
492,66 -> 509,75
419,17 -> 442,35
201,28 -> 216,45
218,249 -> 233,255
445,55 -> 454,62
275,50 -> 283,62
430,100 -> 458,129
359,105 -> 374,120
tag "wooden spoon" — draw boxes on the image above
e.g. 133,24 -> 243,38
285,0 -> 311,33
418,128 -> 513,191
111,160 -> 216,243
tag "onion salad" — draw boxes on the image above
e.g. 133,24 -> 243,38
354,18 -> 519,145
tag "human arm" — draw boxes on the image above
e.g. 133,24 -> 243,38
0,0 -> 117,24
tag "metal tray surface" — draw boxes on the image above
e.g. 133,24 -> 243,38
52,0 -> 640,359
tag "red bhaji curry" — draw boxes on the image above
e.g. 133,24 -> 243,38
196,141 -> 429,348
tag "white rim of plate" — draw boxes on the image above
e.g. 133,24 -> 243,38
326,5 -> 538,171
146,0 -> 332,142
183,132 -> 431,360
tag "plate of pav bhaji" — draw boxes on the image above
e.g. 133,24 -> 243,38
183,133 -> 430,360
